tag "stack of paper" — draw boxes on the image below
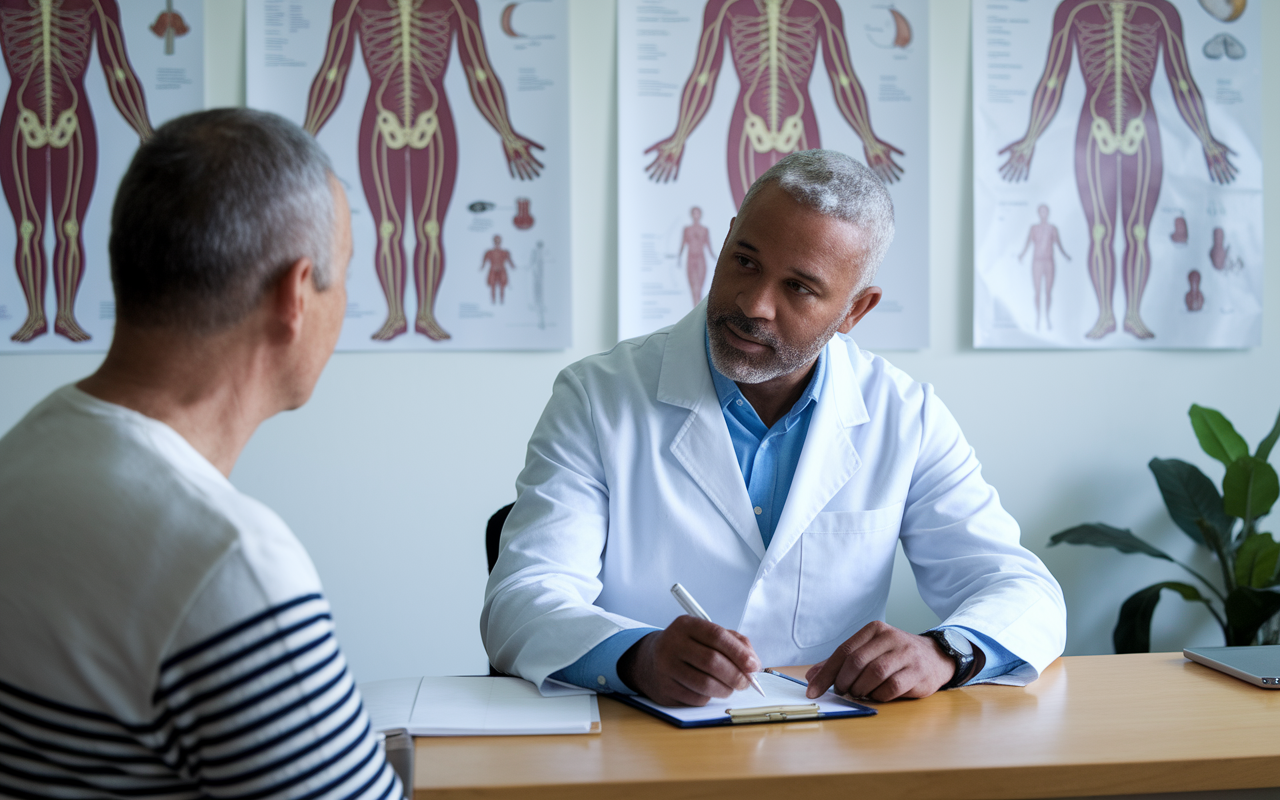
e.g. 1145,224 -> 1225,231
359,676 -> 601,736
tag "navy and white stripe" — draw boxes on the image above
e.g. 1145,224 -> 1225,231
0,595 -> 400,799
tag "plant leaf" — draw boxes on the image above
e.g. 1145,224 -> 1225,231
1256,407 -> 1280,463
1223,457 -> 1280,521
1149,458 -> 1234,548
1114,582 -> 1213,654
1048,523 -> 1174,562
1224,587 -> 1280,646
1235,534 -> 1280,589
1190,405 -> 1250,467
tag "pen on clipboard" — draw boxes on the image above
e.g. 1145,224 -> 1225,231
763,668 -> 812,689
670,583 -> 767,698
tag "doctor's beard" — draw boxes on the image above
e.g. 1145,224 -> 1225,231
706,306 -> 844,385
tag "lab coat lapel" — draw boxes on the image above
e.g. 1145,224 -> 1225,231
657,305 -> 767,560
764,338 -> 870,570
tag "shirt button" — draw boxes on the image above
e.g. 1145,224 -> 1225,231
736,399 -> 744,406
597,675 -> 607,686
754,506 -> 763,515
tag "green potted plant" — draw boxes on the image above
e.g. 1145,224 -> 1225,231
1049,404 -> 1280,653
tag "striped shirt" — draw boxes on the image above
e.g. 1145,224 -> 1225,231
0,387 -> 401,799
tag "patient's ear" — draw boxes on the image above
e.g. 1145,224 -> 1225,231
271,258 -> 314,341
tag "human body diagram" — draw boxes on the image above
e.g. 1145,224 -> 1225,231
677,206 -> 714,307
645,0 -> 902,206
303,0 -> 543,342
998,0 -> 1235,341
528,239 -> 544,327
1019,204 -> 1070,330
480,233 -> 512,303
1,0 -> 151,343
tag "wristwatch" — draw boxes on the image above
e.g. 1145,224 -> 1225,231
922,629 -> 977,689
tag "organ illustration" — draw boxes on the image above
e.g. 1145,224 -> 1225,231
645,0 -> 903,206
998,0 -> 1236,342
151,0 -> 188,55
1,0 -> 153,343
1185,269 -> 1203,310
304,0 -> 544,342
1201,32 -> 1244,59
867,5 -> 911,49
512,196 -> 533,229
1208,226 -> 1241,272
1197,0 -> 1244,22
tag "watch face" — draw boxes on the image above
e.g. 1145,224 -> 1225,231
941,629 -> 974,658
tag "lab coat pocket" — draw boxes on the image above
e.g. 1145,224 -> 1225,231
792,504 -> 904,649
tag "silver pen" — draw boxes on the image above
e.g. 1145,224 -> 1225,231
670,583 -> 767,697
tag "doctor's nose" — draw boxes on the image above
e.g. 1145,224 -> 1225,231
736,282 -> 777,321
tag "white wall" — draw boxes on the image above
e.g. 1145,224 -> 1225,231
1,0 -> 1276,681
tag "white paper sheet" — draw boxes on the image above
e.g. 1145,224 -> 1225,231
626,670 -> 866,724
246,0 -> 571,351
616,0 -> 930,350
360,676 -> 599,736
972,0 -> 1263,349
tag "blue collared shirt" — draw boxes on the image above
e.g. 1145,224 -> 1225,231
708,335 -> 824,549
551,335 -> 1021,693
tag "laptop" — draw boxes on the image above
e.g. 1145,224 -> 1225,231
1183,645 -> 1280,688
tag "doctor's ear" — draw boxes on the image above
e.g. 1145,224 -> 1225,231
838,287 -> 882,334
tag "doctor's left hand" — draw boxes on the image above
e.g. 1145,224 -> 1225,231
803,621 -> 956,702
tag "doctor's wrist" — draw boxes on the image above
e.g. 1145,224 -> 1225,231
617,632 -> 658,694
922,629 -> 983,689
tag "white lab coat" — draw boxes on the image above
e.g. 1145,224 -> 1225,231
482,307 -> 1066,691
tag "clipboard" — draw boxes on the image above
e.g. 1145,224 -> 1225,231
607,669 -> 875,728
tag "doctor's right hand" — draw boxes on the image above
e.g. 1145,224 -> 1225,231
617,616 -> 761,707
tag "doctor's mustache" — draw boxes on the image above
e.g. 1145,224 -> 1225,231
708,309 -> 779,349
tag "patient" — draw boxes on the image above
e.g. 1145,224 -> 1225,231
0,109 -> 400,798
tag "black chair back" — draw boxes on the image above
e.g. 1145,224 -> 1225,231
486,503 -> 514,574
486,503 -> 515,677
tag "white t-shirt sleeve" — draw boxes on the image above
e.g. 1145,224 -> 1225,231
153,546 -> 401,799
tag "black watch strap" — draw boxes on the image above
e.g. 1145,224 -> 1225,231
922,629 -> 976,689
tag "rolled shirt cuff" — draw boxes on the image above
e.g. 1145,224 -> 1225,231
548,627 -> 661,694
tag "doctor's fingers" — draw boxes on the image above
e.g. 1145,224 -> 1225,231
804,622 -> 896,698
671,616 -> 762,675
667,637 -> 755,696
839,654 -> 927,701
726,628 -> 757,653
670,654 -> 746,702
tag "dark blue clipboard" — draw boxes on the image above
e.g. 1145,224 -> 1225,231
606,670 -> 876,728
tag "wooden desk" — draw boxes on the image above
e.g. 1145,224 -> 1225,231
412,654 -> 1280,799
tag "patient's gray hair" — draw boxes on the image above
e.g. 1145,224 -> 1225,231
110,108 -> 336,333
738,150 -> 895,293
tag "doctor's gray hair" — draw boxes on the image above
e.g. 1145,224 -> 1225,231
110,108 -> 336,333
738,149 -> 895,293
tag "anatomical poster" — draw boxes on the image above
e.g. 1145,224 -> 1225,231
617,0 -> 929,350
973,0 -> 1262,349
246,0 -> 569,351
0,0 -> 204,353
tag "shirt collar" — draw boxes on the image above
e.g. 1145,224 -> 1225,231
705,330 -> 827,430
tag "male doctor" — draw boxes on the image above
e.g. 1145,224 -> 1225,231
482,151 -> 1066,706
